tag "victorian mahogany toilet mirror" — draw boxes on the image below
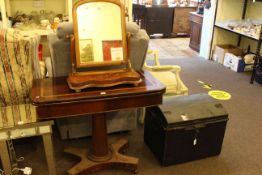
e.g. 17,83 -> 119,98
67,0 -> 141,91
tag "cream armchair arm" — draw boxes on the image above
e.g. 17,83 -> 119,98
138,50 -> 188,124
143,50 -> 188,96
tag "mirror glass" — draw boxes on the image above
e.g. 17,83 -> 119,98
76,2 -> 124,66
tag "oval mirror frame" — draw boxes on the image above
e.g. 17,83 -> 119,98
72,0 -> 128,68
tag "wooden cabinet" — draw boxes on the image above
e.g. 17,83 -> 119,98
137,6 -> 196,37
143,6 -> 174,37
189,12 -> 203,52
172,7 -> 197,36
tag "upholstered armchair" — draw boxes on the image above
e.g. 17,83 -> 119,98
0,29 -> 56,174
144,50 -> 188,96
47,21 -> 149,139
138,50 -> 188,123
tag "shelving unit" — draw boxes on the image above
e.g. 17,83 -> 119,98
210,0 -> 262,83
214,22 -> 260,41
0,0 -> 73,29
250,27 -> 262,83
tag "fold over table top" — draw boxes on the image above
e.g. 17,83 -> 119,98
31,71 -> 165,119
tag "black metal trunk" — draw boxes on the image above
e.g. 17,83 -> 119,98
144,93 -> 228,166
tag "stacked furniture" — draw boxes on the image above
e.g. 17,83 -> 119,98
47,22 -> 150,139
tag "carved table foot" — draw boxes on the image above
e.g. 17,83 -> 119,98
65,138 -> 139,175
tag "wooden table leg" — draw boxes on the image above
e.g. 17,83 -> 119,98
0,141 -> 12,175
42,134 -> 57,175
64,113 -> 139,175
89,113 -> 111,161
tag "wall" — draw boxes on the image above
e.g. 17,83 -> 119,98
9,0 -> 66,16
215,0 -> 243,21
246,2 -> 262,19
199,0 -> 217,59
8,0 -> 132,22
0,0 -> 8,28
72,0 -> 132,21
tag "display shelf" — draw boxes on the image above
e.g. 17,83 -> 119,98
0,0 -> 73,29
214,22 -> 260,41
211,0 -> 262,56
210,0 -> 262,84
250,27 -> 262,83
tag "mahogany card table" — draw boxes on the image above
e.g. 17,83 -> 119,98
31,71 -> 165,175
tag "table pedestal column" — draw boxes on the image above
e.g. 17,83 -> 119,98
64,113 -> 139,175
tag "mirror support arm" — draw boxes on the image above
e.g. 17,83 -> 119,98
126,32 -> 132,70
125,7 -> 129,21
69,35 -> 76,73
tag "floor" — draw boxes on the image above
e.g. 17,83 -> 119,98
147,37 -> 198,60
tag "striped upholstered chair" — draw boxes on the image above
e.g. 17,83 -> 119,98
0,29 -> 56,175
0,29 -> 40,127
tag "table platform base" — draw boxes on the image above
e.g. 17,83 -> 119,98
65,138 -> 139,175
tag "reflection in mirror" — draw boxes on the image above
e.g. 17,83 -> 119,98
76,2 -> 123,65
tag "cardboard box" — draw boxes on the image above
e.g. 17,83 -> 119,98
223,53 -> 245,72
213,44 -> 243,64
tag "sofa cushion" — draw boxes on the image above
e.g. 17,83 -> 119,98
126,22 -> 139,34
57,22 -> 73,39
0,104 -> 37,128
129,29 -> 149,70
56,21 -> 139,38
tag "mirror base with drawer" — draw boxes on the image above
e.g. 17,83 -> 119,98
68,0 -> 141,91
67,69 -> 141,92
